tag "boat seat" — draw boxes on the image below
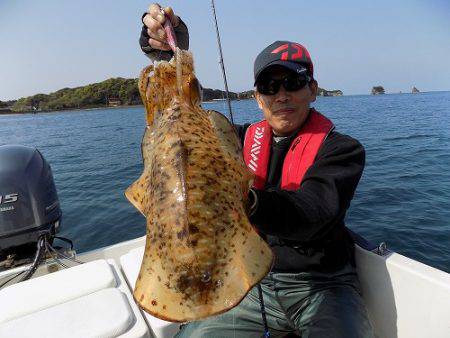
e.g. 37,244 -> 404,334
120,247 -> 181,338
0,259 -> 116,323
0,259 -> 149,338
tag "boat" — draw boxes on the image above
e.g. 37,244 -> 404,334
1,146 -> 449,337
1,233 -> 449,337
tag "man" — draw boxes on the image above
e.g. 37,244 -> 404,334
139,4 -> 374,337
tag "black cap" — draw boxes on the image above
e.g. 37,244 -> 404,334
254,41 -> 314,84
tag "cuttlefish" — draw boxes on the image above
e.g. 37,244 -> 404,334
125,49 -> 273,322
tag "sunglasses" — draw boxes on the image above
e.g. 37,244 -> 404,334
256,74 -> 311,95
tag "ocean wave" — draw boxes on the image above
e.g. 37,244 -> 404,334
383,134 -> 438,142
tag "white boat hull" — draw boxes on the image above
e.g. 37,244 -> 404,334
355,244 -> 450,338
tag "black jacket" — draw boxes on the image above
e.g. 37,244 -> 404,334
236,123 -> 365,272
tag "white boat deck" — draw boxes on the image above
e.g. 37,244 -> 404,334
0,236 -> 449,338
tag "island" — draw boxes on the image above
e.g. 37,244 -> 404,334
3,77 -> 343,113
371,86 -> 385,95
318,88 -> 343,96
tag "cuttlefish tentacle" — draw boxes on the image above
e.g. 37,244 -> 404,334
138,65 -> 155,125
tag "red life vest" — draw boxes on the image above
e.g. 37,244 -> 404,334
243,109 -> 334,191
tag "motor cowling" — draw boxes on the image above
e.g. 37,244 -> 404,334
0,145 -> 61,256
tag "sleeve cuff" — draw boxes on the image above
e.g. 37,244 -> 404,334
247,188 -> 258,217
248,189 -> 275,235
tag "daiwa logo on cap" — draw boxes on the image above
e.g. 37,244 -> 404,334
271,43 -> 311,61
248,127 -> 264,172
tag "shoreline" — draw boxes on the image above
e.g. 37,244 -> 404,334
1,98 -> 258,115
2,91 -> 447,116
0,104 -> 144,116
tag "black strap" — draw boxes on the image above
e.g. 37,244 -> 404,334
54,236 -> 74,250
257,284 -> 270,337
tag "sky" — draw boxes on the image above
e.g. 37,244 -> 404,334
1,0 -> 450,101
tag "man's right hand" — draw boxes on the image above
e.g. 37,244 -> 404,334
142,4 -> 179,51
140,3 -> 189,60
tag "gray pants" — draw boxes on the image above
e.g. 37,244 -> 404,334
175,264 -> 374,338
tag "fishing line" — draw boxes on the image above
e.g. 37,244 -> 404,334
258,284 -> 270,337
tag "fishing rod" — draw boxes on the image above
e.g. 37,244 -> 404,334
210,2 -> 270,337
210,0 -> 235,126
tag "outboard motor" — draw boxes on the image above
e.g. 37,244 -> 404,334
0,145 -> 62,261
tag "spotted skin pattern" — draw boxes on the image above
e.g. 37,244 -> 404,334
125,49 -> 274,322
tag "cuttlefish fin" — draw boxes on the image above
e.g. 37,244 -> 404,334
208,110 -> 254,192
125,176 -> 148,216
125,126 -> 155,217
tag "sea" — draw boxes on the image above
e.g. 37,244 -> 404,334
1,91 -> 449,273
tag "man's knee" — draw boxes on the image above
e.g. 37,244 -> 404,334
174,308 -> 264,338
296,286 -> 374,338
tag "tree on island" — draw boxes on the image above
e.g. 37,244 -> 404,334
371,86 -> 385,95
12,78 -> 141,112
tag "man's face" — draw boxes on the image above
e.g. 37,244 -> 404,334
255,66 -> 318,136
